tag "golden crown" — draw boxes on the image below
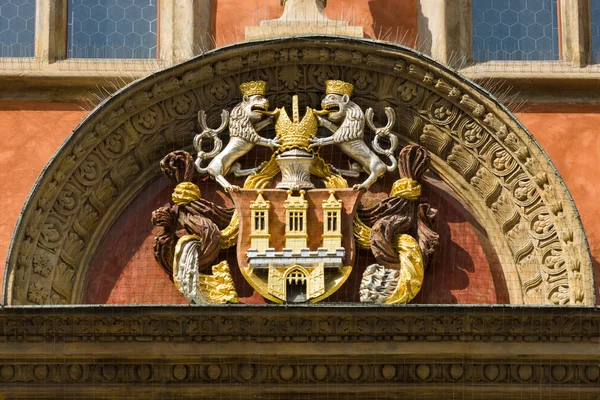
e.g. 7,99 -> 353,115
325,80 -> 353,96
239,80 -> 267,97
275,96 -> 318,152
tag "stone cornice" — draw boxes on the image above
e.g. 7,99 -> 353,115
0,304 -> 597,343
0,305 -> 598,399
1,60 -> 600,104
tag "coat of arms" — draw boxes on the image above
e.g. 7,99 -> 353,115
152,80 -> 439,304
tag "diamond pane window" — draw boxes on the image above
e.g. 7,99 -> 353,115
592,0 -> 600,62
0,0 -> 36,57
473,0 -> 559,61
67,0 -> 158,59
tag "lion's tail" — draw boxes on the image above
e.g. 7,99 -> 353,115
372,134 -> 398,172
384,153 -> 398,172
194,158 -> 210,176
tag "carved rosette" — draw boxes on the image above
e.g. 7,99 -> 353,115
5,37 -> 593,305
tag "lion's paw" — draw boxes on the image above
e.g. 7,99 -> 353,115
352,184 -> 367,191
225,185 -> 241,193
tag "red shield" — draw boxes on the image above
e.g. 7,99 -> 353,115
231,188 -> 361,303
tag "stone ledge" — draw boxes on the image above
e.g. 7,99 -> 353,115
0,305 -> 597,398
246,25 -> 363,40
460,61 -> 600,104
0,58 -> 599,103
0,305 -> 597,343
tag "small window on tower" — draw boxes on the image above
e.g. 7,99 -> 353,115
254,211 -> 265,232
327,211 -> 338,232
289,212 -> 304,232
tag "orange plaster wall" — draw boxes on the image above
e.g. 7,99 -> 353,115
515,106 -> 600,304
0,102 -> 87,286
212,0 -> 418,47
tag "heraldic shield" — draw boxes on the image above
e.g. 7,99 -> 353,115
152,79 -> 439,305
231,189 -> 360,303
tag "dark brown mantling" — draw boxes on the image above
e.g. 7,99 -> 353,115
0,305 -> 597,399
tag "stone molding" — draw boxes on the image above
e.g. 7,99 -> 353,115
0,305 -> 597,398
4,36 -> 594,306
0,305 -> 598,342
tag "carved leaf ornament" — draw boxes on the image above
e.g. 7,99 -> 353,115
5,37 -> 593,305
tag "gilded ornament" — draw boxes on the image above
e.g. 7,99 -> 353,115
325,79 -> 354,96
173,235 -> 238,304
353,215 -> 371,250
172,182 -> 201,205
239,80 -> 267,97
274,103 -> 318,152
310,154 -> 348,188
383,234 -> 424,304
390,178 -> 421,200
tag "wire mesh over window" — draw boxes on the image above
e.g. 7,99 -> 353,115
592,0 -> 600,63
472,0 -> 560,62
67,0 -> 158,59
0,0 -> 35,58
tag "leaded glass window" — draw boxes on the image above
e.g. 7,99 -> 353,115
592,0 -> 600,63
0,0 -> 35,57
473,0 -> 560,61
67,0 -> 158,59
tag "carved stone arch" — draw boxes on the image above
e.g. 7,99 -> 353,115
4,36 -> 594,305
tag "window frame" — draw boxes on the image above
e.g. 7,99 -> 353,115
0,0 -> 211,77
418,0 -> 593,68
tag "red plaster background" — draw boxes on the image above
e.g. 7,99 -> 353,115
212,0 -> 418,47
82,169 -> 507,304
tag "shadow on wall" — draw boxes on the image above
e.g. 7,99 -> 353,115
368,0 -> 419,46
415,0 -> 431,54
412,173 -> 510,304
594,257 -> 600,305
83,177 -> 188,304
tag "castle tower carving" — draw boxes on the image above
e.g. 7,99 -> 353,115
249,189 -> 271,253
283,190 -> 309,251
322,190 -> 343,251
